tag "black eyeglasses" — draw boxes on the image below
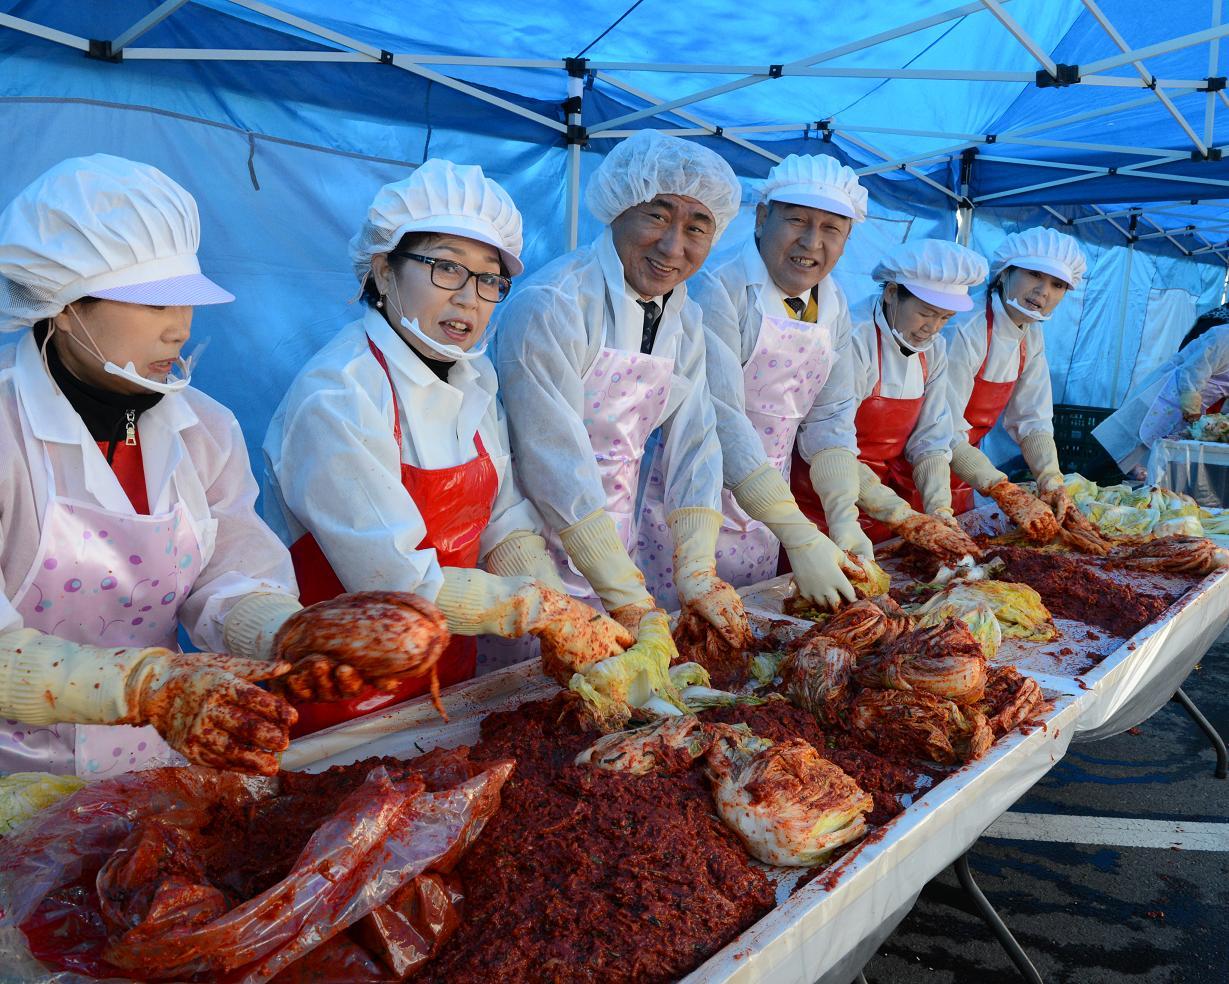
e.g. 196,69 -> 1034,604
394,251 -> 512,303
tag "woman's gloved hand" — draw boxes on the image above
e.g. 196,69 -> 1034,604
891,512 -> 983,563
273,591 -> 450,701
125,652 -> 296,776
988,480 -> 1061,542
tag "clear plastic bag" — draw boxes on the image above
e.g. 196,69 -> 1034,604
0,759 -> 511,983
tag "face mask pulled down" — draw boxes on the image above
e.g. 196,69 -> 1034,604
385,277 -> 488,363
1002,292 -> 1051,324
58,305 -> 204,395
883,292 -> 937,354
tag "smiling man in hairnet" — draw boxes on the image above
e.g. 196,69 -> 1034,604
683,155 -> 877,611
495,130 -> 750,649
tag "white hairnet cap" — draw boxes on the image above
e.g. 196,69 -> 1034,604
872,239 -> 988,313
584,129 -> 741,239
349,159 -> 524,282
0,154 -> 232,332
991,226 -> 1086,289
761,153 -> 868,223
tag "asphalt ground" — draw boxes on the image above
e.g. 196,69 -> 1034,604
860,628 -> 1229,984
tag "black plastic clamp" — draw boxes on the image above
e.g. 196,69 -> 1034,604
1036,63 -> 1080,88
566,123 -> 588,147
565,56 -> 588,78
1193,147 -> 1224,161
1202,76 -> 1227,92
87,39 -> 122,63
379,49 -> 394,64
768,64 -> 783,78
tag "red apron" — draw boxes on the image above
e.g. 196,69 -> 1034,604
950,298 -> 1026,514
789,332 -> 928,545
287,336 -> 498,735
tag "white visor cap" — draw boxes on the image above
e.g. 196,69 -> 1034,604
872,239 -> 988,313
761,153 -> 868,223
350,158 -> 525,281
991,226 -> 1087,289
585,129 -> 741,239
0,154 -> 232,331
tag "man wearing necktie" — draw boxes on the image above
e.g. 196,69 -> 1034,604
684,154 -> 876,610
496,130 -> 752,652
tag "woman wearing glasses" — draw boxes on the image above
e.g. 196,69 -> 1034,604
264,160 -> 631,734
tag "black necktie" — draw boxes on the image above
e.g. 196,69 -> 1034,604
638,299 -> 661,354
783,296 -> 806,320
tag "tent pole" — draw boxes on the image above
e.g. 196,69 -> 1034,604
978,0 -> 1058,75
1112,230 -> 1136,401
593,73 -> 783,164
1208,0 -> 1223,147
838,132 -> 962,200
111,0 -> 189,54
1082,22 -> 1229,76
0,12 -> 87,50
564,67 -> 585,252
587,0 -> 1009,134
1080,0 -> 1208,155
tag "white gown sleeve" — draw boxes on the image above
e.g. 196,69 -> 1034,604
796,286 -> 859,461
1175,326 -> 1229,410
905,338 -> 955,463
943,318 -> 982,445
692,271 -> 768,488
268,368 -> 445,604
657,297 -> 724,513
495,282 -> 611,532
1001,325 -> 1055,443
178,411 -> 300,651
478,389 -> 549,559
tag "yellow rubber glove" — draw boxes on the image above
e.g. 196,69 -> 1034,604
1019,430 -> 1064,495
0,629 -> 295,775
987,480 -> 1061,542
809,448 -> 875,559
950,440 -> 1009,494
435,568 -> 631,671
558,509 -> 655,630
858,464 -> 981,559
1180,389 -> 1204,422
222,592 -> 302,661
912,452 -> 954,517
669,507 -> 751,650
732,463 -> 855,611
484,530 -> 568,593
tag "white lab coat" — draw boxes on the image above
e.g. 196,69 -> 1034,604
848,294 -> 954,464
0,330 -> 295,641
263,306 -> 541,603
945,293 -> 1054,445
493,229 -> 724,531
1093,324 -> 1229,470
691,237 -> 858,485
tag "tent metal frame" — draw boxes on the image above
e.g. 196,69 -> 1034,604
1,0 -> 1228,265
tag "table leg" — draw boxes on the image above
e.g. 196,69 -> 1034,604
953,852 -> 1043,984
1171,687 -> 1228,779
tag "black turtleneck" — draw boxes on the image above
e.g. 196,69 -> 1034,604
415,349 -> 455,382
34,325 -> 163,462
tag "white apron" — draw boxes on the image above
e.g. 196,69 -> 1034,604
1,441 -> 205,779
638,308 -> 835,599
545,346 -> 675,606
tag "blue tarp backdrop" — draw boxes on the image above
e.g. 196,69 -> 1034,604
1,0 -> 1227,476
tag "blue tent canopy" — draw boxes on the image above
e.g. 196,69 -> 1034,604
2,0 -> 1227,474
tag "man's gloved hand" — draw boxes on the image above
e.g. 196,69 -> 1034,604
125,651 -> 296,776
892,512 -> 983,562
809,449 -> 875,560
988,480 -> 1061,542
732,463 -> 855,612
932,506 -> 962,531
669,507 -> 752,651
558,509 -> 655,624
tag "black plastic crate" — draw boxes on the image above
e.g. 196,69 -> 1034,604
1052,403 -> 1121,483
